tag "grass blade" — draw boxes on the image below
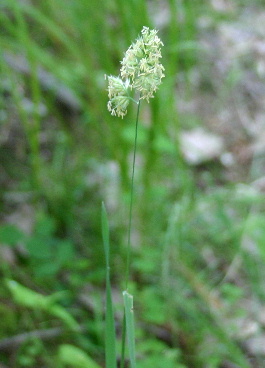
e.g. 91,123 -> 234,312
123,291 -> 136,368
101,202 -> 117,368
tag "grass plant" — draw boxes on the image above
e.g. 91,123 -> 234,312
103,26 -> 165,368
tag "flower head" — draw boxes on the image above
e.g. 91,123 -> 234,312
106,26 -> 164,117
106,76 -> 131,118
120,27 -> 164,101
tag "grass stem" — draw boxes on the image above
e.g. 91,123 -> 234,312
121,99 -> 141,368
125,99 -> 141,290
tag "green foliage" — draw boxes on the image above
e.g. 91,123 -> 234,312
139,286 -> 166,325
0,224 -> 25,245
57,344 -> 101,368
17,338 -> 45,367
0,215 -> 75,280
24,214 -> 75,279
137,340 -> 187,368
6,279 -> 79,330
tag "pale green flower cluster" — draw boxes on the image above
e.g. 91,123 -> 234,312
121,26 -> 165,102
106,26 -> 164,118
107,76 -> 131,118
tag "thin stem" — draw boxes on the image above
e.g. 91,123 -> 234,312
127,96 -> 139,104
121,99 -> 141,368
125,99 -> 141,290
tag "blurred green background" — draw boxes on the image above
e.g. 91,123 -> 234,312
1,0 -> 265,367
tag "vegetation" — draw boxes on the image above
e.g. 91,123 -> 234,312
1,0 -> 265,367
